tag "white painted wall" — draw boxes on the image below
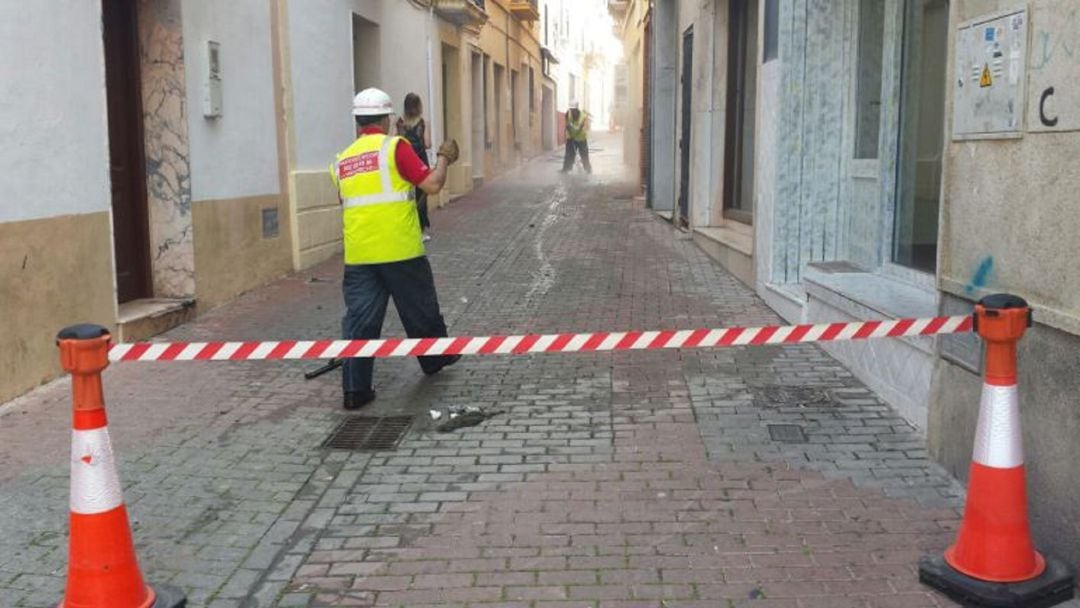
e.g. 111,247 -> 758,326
182,0 -> 281,201
0,1 -> 110,222
543,0 -> 589,112
287,0 -> 437,170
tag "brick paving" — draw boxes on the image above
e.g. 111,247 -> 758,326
0,134 -> 977,607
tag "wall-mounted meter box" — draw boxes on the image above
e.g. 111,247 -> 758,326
203,40 -> 222,119
952,7 -> 1028,139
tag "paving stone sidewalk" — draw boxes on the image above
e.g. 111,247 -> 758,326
0,135 -> 973,607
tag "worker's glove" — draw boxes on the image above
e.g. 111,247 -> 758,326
437,139 -> 460,165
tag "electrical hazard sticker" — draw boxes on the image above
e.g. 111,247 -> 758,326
980,64 -> 993,88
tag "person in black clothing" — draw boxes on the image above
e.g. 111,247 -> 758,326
396,93 -> 433,241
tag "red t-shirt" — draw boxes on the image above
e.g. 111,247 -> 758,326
359,125 -> 431,185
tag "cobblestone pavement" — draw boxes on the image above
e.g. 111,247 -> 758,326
1,134 -> 972,607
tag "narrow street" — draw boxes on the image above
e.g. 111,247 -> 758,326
2,135 -> 970,607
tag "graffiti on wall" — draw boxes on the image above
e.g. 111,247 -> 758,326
964,255 -> 995,297
1027,1 -> 1080,132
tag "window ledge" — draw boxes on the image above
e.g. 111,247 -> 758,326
694,221 -> 753,257
803,263 -> 937,321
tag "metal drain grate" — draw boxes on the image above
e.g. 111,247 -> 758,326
767,424 -> 808,443
756,386 -> 831,406
323,416 -> 413,451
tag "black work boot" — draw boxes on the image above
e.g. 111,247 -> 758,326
343,390 -> 376,410
423,355 -> 462,376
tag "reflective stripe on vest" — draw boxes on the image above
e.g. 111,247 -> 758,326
333,134 -> 423,265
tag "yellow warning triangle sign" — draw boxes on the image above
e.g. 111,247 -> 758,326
980,64 -> 993,88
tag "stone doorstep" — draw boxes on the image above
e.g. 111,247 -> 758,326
116,298 -> 196,343
694,220 -> 754,258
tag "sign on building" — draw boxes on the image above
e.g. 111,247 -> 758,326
952,8 -> 1028,139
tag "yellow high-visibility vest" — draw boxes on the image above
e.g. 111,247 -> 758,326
331,134 -> 424,265
567,111 -> 588,141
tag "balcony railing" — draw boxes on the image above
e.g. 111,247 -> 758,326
509,0 -> 540,21
434,0 -> 488,28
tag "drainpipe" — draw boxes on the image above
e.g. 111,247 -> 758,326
427,3 -> 438,155
507,11 -> 512,160
425,3 -> 443,200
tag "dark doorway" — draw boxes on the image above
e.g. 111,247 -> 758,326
103,0 -> 152,303
352,14 -> 380,93
723,0 -> 758,224
677,27 -> 694,227
893,0 -> 948,272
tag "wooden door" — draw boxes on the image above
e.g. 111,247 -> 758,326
103,0 -> 151,303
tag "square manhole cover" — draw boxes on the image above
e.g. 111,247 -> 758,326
323,416 -> 412,451
756,386 -> 831,406
767,424 -> 808,443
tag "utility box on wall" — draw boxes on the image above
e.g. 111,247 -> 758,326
952,7 -> 1028,139
203,40 -> 223,119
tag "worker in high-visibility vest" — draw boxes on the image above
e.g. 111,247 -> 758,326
331,87 -> 461,410
560,101 -> 591,174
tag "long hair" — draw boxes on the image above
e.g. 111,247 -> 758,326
403,93 -> 423,119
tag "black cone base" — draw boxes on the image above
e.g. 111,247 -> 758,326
919,554 -> 1075,608
152,583 -> 187,608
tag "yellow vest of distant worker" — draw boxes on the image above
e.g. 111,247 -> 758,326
332,134 -> 424,265
568,112 -> 588,141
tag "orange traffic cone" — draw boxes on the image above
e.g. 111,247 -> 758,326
920,296 -> 1074,607
57,324 -> 186,608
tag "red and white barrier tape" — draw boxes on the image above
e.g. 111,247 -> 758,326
107,315 -> 973,363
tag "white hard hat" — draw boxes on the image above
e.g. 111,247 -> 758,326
352,87 -> 394,116
569,100 -> 580,109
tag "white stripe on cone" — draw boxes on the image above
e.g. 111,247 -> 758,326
70,427 -> 125,515
972,384 -> 1024,469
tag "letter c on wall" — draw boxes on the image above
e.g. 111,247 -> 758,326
1040,87 -> 1059,128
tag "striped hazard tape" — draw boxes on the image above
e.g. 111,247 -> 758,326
108,315 -> 973,363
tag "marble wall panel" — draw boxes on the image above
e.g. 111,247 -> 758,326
139,0 -> 195,299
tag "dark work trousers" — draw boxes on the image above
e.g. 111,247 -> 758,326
416,188 -> 431,230
341,257 -> 452,393
562,139 -> 591,173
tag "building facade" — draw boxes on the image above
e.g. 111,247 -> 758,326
639,0 -> 1080,570
541,0 -> 616,142
609,0 -> 651,192
1,0 -> 294,404
285,0 -> 547,269
0,0 -> 550,405
929,0 -> 1080,573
